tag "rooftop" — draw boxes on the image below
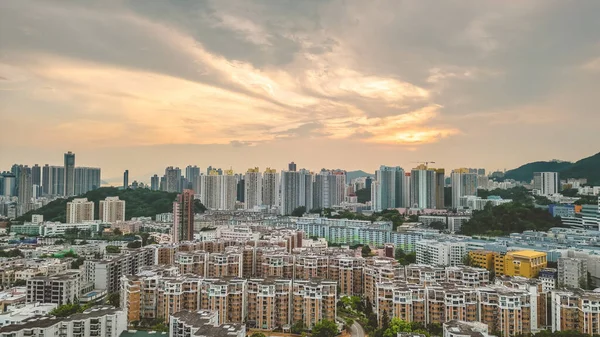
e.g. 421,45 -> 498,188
507,250 -> 546,258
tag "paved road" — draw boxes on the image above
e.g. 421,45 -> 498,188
350,321 -> 366,337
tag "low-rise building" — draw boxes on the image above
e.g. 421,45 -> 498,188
0,306 -> 126,337
26,272 -> 80,305
169,310 -> 246,337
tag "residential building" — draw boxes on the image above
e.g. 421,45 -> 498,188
313,169 -> 346,210
0,302 -> 57,327
185,166 -> 200,189
26,272 -> 80,305
85,249 -> 154,293
470,250 -> 547,278
173,190 -> 195,243
262,168 -> 279,209
66,198 -> 94,223
539,268 -> 557,292
244,168 -> 262,210
557,257 -> 587,288
73,167 -> 101,195
150,174 -> 160,191
169,310 -> 246,337
416,240 -> 467,266
443,320 -> 494,337
200,170 -> 236,211
372,166 -> 405,211
451,169 -> 478,209
42,165 -> 64,196
247,278 -> 292,330
410,165 -> 436,209
199,278 -> 247,324
0,306 -> 127,337
552,290 -> 600,335
17,167 -> 32,216
64,151 -> 75,196
164,167 -> 181,193
99,197 -> 126,223
534,172 -> 559,196
292,279 -> 337,329
280,169 -> 313,215
123,170 -> 129,189
435,169 -> 446,210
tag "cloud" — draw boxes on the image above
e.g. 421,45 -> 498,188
1,0 -> 599,179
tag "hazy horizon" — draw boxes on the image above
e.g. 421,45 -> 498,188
2,1 -> 599,183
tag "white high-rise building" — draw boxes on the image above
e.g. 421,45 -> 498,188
164,166 -> 181,193
410,165 -> 436,209
262,168 -> 279,209
200,170 -> 237,210
66,198 -> 94,223
451,168 -> 478,208
533,172 -> 559,196
73,167 -> 101,195
99,196 -> 126,223
402,172 -> 411,208
416,239 -> 467,266
244,167 -> 262,209
372,166 -> 405,211
280,169 -> 313,215
313,169 -> 346,210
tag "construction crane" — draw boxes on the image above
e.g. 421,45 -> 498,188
412,161 -> 436,169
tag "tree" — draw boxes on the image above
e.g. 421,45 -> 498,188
381,310 -> 390,332
106,245 -> 121,254
312,319 -> 338,337
50,303 -> 83,317
71,257 -> 85,269
112,228 -> 123,236
127,241 -> 142,249
361,245 -> 372,258
194,200 -> 207,213
291,320 -> 306,334
13,279 -> 27,286
55,239 -> 65,245
383,318 -> 423,337
291,206 -> 307,217
107,292 -> 120,307
429,221 -> 446,231
356,188 -> 372,203
250,333 -> 267,337
462,254 -> 474,266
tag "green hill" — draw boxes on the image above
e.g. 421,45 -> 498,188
346,170 -> 373,183
560,152 -> 600,185
16,187 -> 178,223
503,152 -> 600,184
504,160 -> 573,182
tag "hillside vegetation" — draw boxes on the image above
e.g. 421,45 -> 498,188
460,202 -> 563,236
503,152 -> 600,184
561,152 -> 600,185
503,161 -> 573,182
16,187 -> 178,222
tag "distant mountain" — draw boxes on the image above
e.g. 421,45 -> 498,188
561,152 -> 600,185
346,170 -> 373,183
504,161 -> 573,182
504,152 -> 600,184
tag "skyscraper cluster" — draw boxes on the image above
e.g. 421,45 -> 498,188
1,151 -> 101,216
371,165 -> 445,211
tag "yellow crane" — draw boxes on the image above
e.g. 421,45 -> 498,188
412,161 -> 436,169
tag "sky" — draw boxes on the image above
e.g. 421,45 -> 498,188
1,0 -> 599,184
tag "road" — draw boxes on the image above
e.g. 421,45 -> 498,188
350,321 -> 366,337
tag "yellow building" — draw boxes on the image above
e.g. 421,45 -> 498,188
502,250 -> 547,278
468,250 -> 495,270
469,250 -> 547,278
